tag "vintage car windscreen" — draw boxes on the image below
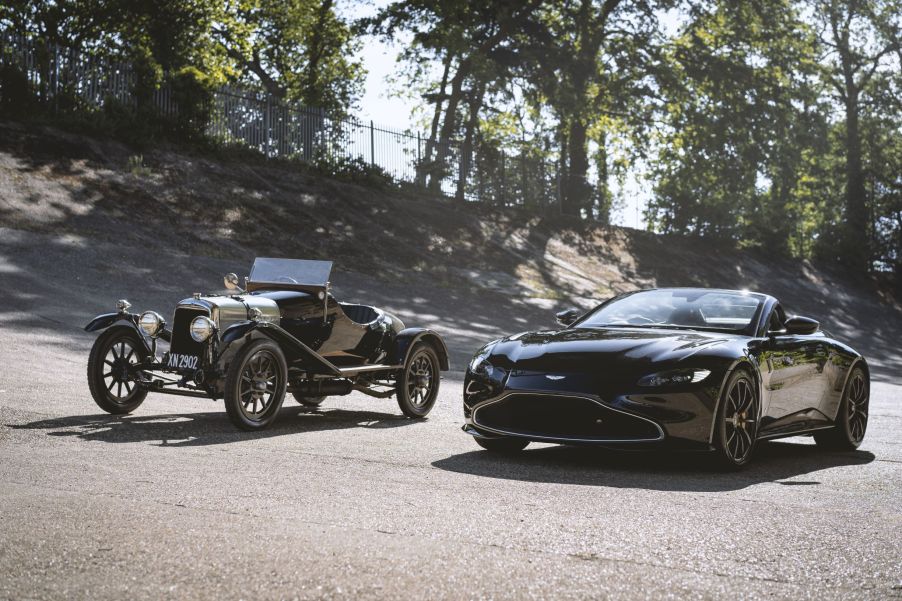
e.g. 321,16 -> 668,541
577,289 -> 764,333
248,258 -> 333,288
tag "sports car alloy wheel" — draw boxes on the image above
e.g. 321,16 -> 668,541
715,371 -> 758,468
396,343 -> 440,418
815,367 -> 869,450
87,325 -> 149,414
224,339 -> 287,431
846,373 -> 869,443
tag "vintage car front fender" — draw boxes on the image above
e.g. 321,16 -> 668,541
83,312 -> 161,355
84,312 -> 171,343
221,320 -> 340,376
84,312 -> 137,332
391,328 -> 450,371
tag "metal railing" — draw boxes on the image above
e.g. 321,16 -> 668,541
0,33 -> 567,209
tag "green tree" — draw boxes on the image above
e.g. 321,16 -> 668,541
216,0 -> 364,113
808,0 -> 901,270
647,0 -> 820,248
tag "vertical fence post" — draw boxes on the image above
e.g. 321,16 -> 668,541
416,131 -> 421,186
500,150 -> 506,207
261,95 -> 268,158
370,120 -> 375,168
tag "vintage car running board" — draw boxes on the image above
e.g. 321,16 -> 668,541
335,364 -> 403,377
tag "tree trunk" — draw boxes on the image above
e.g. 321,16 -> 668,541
562,116 -> 590,216
594,131 -> 611,223
429,58 -> 469,192
421,51 -> 453,186
456,80 -> 485,202
301,0 -> 334,107
843,94 -> 869,270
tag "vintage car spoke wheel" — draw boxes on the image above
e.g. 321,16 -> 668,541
396,343 -> 440,418
815,367 -> 869,451
224,339 -> 287,431
714,370 -> 758,469
474,436 -> 530,453
87,325 -> 149,414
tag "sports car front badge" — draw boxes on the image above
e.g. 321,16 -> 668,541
545,375 -> 565,380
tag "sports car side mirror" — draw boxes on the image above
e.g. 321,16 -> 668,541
224,272 -> 244,292
783,315 -> 819,335
555,308 -> 581,327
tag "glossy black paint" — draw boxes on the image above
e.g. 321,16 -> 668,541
84,261 -> 449,402
463,288 -> 867,449
390,329 -> 451,371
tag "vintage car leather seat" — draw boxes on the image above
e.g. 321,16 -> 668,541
340,303 -> 380,325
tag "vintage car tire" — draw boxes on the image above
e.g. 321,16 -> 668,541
814,367 -> 868,451
87,325 -> 149,414
396,343 -> 440,418
474,436 -> 529,453
291,393 -> 325,407
712,369 -> 759,470
224,339 -> 288,431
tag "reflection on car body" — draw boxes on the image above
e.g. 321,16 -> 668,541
463,288 -> 870,468
85,258 -> 449,431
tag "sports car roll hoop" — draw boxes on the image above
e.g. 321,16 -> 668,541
84,258 -> 449,430
463,288 -> 869,467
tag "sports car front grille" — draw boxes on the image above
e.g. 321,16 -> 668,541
169,306 -> 209,359
472,393 -> 663,442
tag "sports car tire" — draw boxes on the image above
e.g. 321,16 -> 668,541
814,367 -> 868,451
713,369 -> 759,469
474,436 -> 529,453
396,343 -> 440,418
224,339 -> 287,431
87,325 -> 149,414
292,393 -> 325,407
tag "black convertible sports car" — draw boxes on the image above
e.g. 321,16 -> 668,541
462,288 -> 869,467
85,258 -> 449,430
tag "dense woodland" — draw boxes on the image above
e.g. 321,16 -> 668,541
1,0 -> 900,277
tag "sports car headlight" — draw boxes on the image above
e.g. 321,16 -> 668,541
189,316 -> 216,342
138,311 -> 164,337
468,344 -> 497,377
638,368 -> 711,387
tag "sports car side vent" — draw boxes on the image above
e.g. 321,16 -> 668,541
472,393 -> 663,443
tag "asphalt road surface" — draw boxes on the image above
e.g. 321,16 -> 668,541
1,230 -> 901,600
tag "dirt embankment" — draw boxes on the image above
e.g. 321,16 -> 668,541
1,120 -> 899,376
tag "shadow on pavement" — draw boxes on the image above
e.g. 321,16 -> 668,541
8,406 -> 414,447
431,440 -> 875,492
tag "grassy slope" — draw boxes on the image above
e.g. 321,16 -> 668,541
1,119 -> 899,376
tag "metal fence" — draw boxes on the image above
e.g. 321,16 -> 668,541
0,33 -> 564,209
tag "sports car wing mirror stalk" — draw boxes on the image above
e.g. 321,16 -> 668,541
555,308 -> 581,327
84,257 -> 450,432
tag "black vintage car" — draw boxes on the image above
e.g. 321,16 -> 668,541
463,288 -> 869,468
85,258 -> 449,430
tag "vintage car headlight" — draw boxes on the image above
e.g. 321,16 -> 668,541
638,368 -> 711,387
138,311 -> 164,337
189,316 -> 216,342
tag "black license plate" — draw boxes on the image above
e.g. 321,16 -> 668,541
167,353 -> 200,371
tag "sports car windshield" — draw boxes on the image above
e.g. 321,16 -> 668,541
248,258 -> 333,288
577,289 -> 764,333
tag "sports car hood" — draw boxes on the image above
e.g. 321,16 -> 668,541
487,327 -> 739,377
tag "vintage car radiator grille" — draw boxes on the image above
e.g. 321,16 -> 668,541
472,393 -> 663,442
169,306 -> 210,359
